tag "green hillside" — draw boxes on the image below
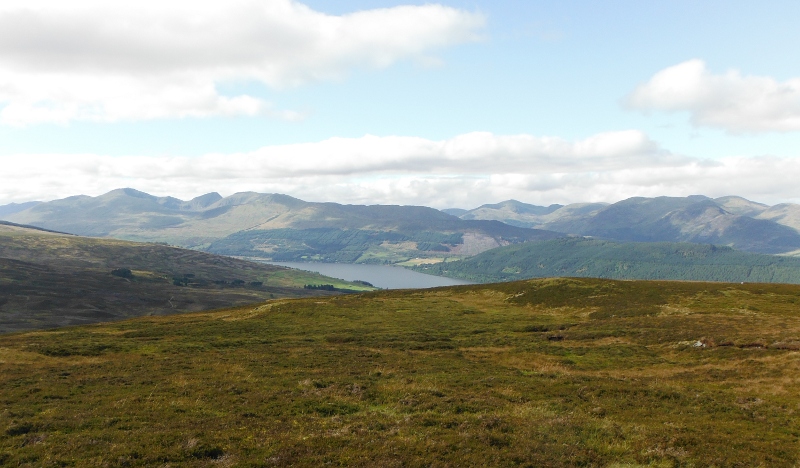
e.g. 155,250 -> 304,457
2,278 -> 800,465
413,237 -> 800,284
0,223 -> 372,333
205,222 -> 558,264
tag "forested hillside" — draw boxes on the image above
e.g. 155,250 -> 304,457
414,237 -> 800,283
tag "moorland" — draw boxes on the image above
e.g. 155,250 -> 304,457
0,222 -> 372,333
1,277 -> 799,466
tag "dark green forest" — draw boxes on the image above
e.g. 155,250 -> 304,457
414,237 -> 800,284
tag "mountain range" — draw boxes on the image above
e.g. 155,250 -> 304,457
449,195 -> 800,254
1,188 -> 562,263
4,190 -> 800,263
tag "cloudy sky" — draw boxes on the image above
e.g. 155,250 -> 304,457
2,0 -> 800,208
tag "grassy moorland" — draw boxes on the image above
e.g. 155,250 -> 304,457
0,223 -> 373,333
2,278 -> 800,466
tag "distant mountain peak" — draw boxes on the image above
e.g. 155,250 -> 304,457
118,188 -> 156,199
714,195 -> 770,217
473,200 -> 563,216
441,208 -> 468,217
185,192 -> 223,210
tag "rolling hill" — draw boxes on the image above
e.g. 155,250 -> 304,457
0,222 -> 372,333
413,237 -> 800,284
2,188 -> 564,263
1,277 -> 799,465
448,195 -> 800,254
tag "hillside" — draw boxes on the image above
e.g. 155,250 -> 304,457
205,220 -> 558,263
3,188 -> 564,263
0,223 -> 372,333
413,237 -> 800,284
451,195 -> 800,254
2,278 -> 800,465
0,201 -> 41,218
757,203 -> 800,233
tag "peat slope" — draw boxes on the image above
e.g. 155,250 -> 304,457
1,277 -> 800,465
414,237 -> 800,284
0,223 -> 372,333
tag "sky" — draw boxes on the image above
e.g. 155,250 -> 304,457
2,0 -> 800,208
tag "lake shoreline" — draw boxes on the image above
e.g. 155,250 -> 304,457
249,259 -> 473,290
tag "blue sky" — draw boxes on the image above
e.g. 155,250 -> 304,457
2,0 -> 800,207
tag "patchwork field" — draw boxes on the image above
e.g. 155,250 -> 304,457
2,278 -> 800,466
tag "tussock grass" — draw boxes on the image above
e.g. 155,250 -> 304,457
1,278 -> 800,466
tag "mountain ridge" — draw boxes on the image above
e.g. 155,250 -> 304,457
6,190 -> 800,258
447,195 -> 800,254
3,189 -> 564,263
0,201 -> 41,218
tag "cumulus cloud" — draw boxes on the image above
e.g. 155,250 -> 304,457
0,0 -> 484,125
2,130 -> 798,208
627,59 -> 800,133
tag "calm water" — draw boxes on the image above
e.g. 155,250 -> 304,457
261,261 -> 473,290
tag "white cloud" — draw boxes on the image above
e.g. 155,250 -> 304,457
0,0 -> 484,126
627,59 -> 800,133
3,130 -> 800,209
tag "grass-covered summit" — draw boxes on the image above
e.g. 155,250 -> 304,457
2,277 -> 799,466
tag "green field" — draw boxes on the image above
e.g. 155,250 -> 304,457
2,278 -> 800,466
